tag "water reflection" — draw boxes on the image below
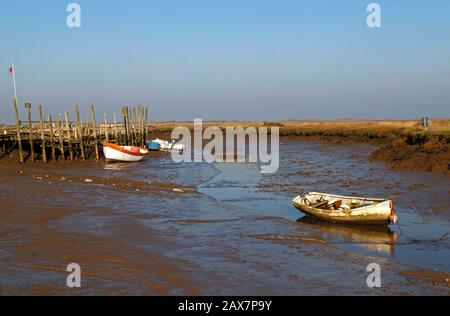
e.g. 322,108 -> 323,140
297,216 -> 397,256
102,161 -> 136,171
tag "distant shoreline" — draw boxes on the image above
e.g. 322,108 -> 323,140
1,119 -> 448,176
148,119 -> 450,176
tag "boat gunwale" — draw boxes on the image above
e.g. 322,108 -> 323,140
303,192 -> 386,203
293,199 -> 391,215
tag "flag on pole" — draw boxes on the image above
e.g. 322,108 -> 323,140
9,63 -> 18,102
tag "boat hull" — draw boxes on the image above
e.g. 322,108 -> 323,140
293,192 -> 396,225
147,141 -> 161,151
152,139 -> 185,152
103,144 -> 148,162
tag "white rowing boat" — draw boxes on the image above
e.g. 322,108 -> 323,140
152,138 -> 185,152
293,192 -> 398,225
103,143 -> 149,162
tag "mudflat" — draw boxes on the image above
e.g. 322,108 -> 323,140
149,119 -> 450,175
0,139 -> 449,295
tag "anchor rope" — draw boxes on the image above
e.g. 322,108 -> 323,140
396,219 -> 449,245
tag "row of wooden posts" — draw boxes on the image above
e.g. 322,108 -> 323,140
4,100 -> 149,163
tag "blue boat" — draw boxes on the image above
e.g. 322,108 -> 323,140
147,140 -> 161,151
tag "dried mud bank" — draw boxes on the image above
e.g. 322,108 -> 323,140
280,127 -> 449,176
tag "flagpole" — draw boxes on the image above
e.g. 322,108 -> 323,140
11,63 -> 17,103
10,63 -> 24,163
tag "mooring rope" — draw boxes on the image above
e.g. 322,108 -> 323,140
396,219 -> 449,245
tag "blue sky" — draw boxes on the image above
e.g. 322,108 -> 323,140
0,0 -> 449,122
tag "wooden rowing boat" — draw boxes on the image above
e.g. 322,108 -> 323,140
103,143 -> 149,162
292,192 -> 398,225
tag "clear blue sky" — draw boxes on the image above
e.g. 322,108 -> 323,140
1,0 -> 449,122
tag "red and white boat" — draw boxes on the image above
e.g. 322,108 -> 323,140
103,143 -> 149,162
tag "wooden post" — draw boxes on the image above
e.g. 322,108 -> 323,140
140,106 -> 145,146
91,105 -> 99,160
133,106 -> 137,146
136,106 -> 140,146
76,105 -> 85,160
57,114 -> 65,160
113,113 -> 118,144
73,115 -> 78,140
128,106 -> 132,146
13,99 -> 24,163
138,106 -> 142,146
85,112 -> 89,137
80,114 -> 84,134
128,107 -> 132,146
121,107 -> 125,145
127,106 -> 131,146
25,103 -> 34,162
48,115 -> 56,161
127,107 -> 132,146
134,107 -> 138,146
65,111 -> 74,161
123,107 -> 129,146
39,105 -> 47,162
104,112 -> 109,143
145,106 -> 149,143
131,107 -> 136,146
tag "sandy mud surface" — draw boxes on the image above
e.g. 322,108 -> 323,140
0,140 -> 449,295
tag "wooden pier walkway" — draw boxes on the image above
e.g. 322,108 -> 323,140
0,102 -> 149,163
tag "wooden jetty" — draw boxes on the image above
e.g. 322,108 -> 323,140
0,103 -> 149,163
